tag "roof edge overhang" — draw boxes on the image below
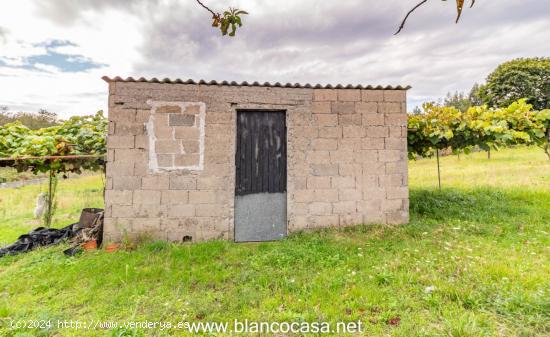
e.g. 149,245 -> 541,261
101,76 -> 411,90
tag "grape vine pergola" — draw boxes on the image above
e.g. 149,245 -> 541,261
0,112 -> 107,227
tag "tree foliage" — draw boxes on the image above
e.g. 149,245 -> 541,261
408,99 -> 550,159
476,58 -> 550,110
0,111 -> 107,227
196,0 -> 247,37
0,111 -> 107,174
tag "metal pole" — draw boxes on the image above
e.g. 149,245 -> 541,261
436,149 -> 441,190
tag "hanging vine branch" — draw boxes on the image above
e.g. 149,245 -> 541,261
394,0 -> 429,35
395,0 -> 477,35
195,0 -> 248,36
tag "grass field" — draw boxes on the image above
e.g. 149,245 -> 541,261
0,147 -> 549,336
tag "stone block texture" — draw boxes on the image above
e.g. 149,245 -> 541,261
104,81 -> 409,243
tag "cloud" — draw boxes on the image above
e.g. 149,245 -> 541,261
0,39 -> 106,73
0,0 -> 549,116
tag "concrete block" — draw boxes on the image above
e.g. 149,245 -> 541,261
361,90 -> 384,102
157,105 -> 182,114
113,176 -> 141,190
189,191 -> 217,204
175,127 -> 200,140
106,162 -> 134,176
133,190 -> 161,204
378,103 -> 402,114
309,202 -> 333,215
337,89 -> 361,102
168,204 -> 195,217
339,189 -> 362,201
385,113 -> 408,126
308,215 -> 339,228
105,190 -> 133,206
169,114 -> 195,127
169,176 -> 197,190
310,163 -> 339,176
383,90 -> 406,102
385,138 -> 406,150
366,126 -> 388,138
313,114 -> 338,126
332,176 -> 356,189
312,138 -> 338,151
332,201 -> 357,214
356,102 -> 378,114
307,151 -> 330,164
155,140 -> 180,154
339,213 -> 363,227
363,113 -> 385,126
343,126 -> 365,138
197,176 -> 228,190
386,187 -> 408,199
196,204 -> 225,217
107,136 -> 134,149
332,102 -> 356,114
318,127 -> 342,139
311,101 -> 332,114
174,154 -> 200,166
379,174 -> 404,187
338,114 -> 362,126
161,190 -> 189,204
329,150 -> 354,164
307,176 -> 331,189
362,138 -> 385,150
142,175 -> 169,190
313,89 -> 337,101
378,150 -> 402,162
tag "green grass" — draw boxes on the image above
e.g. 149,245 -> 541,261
0,147 -> 549,336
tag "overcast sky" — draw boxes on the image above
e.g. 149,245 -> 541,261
0,0 -> 548,118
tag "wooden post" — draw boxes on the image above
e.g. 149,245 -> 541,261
46,169 -> 54,227
436,149 -> 441,190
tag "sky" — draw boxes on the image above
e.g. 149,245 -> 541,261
0,0 -> 549,118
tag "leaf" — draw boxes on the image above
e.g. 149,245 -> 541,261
455,0 -> 465,23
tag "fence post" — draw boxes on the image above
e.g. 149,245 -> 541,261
436,149 -> 441,190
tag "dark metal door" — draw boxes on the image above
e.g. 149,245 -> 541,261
235,110 -> 287,242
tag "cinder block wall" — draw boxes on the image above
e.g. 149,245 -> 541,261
104,80 -> 409,242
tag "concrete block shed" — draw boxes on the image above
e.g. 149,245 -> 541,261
102,76 -> 410,243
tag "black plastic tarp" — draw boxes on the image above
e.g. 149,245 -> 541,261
0,224 -> 79,257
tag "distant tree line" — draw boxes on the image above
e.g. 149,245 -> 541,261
0,107 -> 59,129
415,58 -> 550,113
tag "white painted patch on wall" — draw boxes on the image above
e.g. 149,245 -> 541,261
146,100 -> 206,173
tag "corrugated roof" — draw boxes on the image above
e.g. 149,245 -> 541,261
101,76 -> 411,90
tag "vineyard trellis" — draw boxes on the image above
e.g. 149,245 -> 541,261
0,111 -> 107,226
408,99 -> 550,188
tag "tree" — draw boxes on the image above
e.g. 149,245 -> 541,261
477,58 -> 550,110
468,83 -> 483,106
0,109 -> 59,129
443,91 -> 472,112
